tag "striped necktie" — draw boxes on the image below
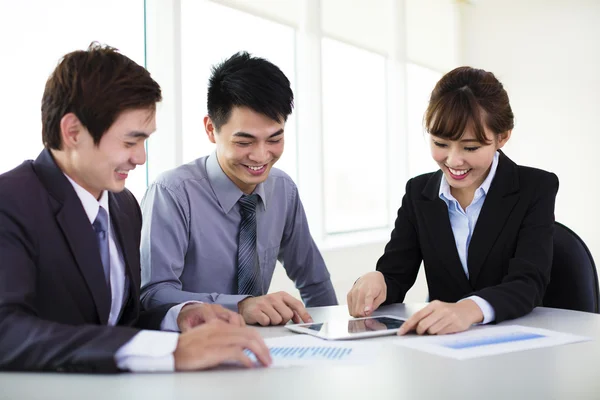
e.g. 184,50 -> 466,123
237,194 -> 261,296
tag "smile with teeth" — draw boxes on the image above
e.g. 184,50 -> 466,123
115,170 -> 130,178
245,165 -> 265,171
447,166 -> 471,176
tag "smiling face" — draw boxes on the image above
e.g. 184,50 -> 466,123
430,125 -> 510,198
205,106 -> 285,194
59,108 -> 156,199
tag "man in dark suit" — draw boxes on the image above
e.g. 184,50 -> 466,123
0,43 -> 270,373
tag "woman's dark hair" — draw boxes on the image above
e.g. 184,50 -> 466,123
424,66 -> 514,144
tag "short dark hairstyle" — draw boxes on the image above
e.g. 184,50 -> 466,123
41,42 -> 162,150
424,66 -> 514,144
207,51 -> 294,130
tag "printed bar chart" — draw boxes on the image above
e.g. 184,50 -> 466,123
396,325 -> 590,359
442,332 -> 545,350
268,346 -> 353,360
240,335 -> 379,367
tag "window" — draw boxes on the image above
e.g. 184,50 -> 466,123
179,0 -> 298,181
321,38 -> 389,234
0,0 -> 147,200
406,63 -> 442,178
144,0 -> 459,248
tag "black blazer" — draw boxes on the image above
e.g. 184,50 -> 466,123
0,150 -> 173,373
377,152 -> 559,323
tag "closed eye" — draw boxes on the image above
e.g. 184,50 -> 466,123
433,141 -> 448,148
465,146 -> 481,152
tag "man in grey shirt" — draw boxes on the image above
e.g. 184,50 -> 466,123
140,52 -> 337,326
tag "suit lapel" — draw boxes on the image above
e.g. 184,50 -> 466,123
417,171 -> 473,293
109,193 -> 140,318
33,150 -> 111,324
467,151 -> 520,285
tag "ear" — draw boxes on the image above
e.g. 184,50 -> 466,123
204,116 -> 217,144
496,130 -> 512,150
59,113 -> 84,149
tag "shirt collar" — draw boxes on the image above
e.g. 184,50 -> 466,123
439,151 -> 500,203
206,152 -> 267,214
63,173 -> 110,224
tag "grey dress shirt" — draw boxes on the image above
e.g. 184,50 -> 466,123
140,153 -> 337,311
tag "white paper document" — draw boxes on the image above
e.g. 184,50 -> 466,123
246,334 -> 381,368
395,325 -> 590,360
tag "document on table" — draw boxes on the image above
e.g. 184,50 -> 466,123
245,335 -> 382,368
395,325 -> 590,360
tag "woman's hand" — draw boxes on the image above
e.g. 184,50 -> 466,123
398,299 -> 484,335
346,271 -> 387,317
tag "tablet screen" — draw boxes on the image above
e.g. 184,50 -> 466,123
305,316 -> 404,334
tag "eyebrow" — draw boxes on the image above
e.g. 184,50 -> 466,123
459,139 -> 481,143
125,131 -> 150,139
232,129 -> 284,139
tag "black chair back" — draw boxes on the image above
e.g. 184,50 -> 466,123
543,222 -> 599,313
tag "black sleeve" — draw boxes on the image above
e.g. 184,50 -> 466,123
136,303 -> 179,330
474,172 -> 559,322
0,203 -> 138,373
376,179 -> 423,304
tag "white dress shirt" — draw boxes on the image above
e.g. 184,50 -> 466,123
65,175 -> 180,372
438,151 -> 499,324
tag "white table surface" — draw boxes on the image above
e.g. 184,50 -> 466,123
1,303 -> 599,400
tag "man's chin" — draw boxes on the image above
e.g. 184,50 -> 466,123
107,182 -> 127,193
242,177 -> 268,186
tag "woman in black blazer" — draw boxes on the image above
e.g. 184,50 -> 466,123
347,66 -> 558,335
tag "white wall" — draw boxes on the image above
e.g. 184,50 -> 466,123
460,0 -> 600,268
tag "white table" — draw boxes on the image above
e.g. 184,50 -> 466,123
1,304 -> 599,400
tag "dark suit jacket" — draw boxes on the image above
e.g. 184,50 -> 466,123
377,151 -> 559,323
0,150 -> 173,373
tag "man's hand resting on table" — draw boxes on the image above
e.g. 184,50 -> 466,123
173,320 -> 271,370
238,291 -> 313,326
177,303 -> 245,332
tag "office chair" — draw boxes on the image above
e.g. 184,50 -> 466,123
543,222 -> 599,313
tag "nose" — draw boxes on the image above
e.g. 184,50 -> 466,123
445,147 -> 464,168
248,142 -> 268,163
130,144 -> 147,166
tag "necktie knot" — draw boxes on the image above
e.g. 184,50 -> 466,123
93,206 -> 109,234
238,194 -> 258,217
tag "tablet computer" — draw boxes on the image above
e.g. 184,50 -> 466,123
285,315 -> 406,340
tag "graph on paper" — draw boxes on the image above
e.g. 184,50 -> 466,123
269,345 -> 353,360
243,335 -> 379,367
441,332 -> 546,350
396,325 -> 589,360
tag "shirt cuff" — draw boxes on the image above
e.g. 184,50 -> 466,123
160,301 -> 202,332
115,330 -> 179,372
223,295 -> 252,312
465,295 -> 496,324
